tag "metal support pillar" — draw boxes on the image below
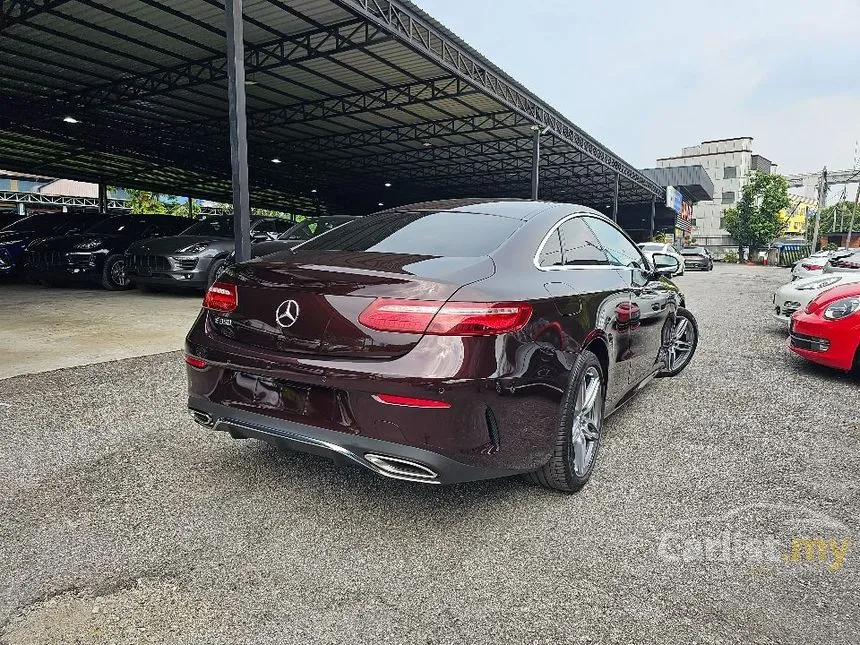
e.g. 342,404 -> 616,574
187,196 -> 194,217
611,174 -> 619,222
649,198 -> 655,240
811,166 -> 826,252
847,182 -> 860,248
225,0 -> 251,262
530,127 -> 540,200
17,202 -> 25,217
97,182 -> 107,214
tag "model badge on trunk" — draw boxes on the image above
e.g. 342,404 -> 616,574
275,300 -> 300,328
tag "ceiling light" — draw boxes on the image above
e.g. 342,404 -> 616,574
422,142 -> 433,147
63,116 -> 79,124
271,158 -> 282,164
245,80 -> 257,85
377,202 -> 384,207
384,182 -> 392,188
310,189 -> 317,194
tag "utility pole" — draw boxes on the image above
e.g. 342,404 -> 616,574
811,166 -> 827,252
848,182 -> 860,248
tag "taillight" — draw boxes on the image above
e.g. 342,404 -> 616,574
801,263 -> 823,271
358,299 -> 532,336
203,281 -> 237,312
185,355 -> 208,369
373,394 -> 451,409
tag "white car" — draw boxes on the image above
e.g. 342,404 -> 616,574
791,250 -> 833,280
772,272 -> 860,325
638,242 -> 685,276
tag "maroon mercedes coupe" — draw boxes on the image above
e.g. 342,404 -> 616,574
185,199 -> 697,492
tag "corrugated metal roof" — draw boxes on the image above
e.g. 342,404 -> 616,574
0,0 -> 660,213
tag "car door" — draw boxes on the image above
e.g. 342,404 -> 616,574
536,215 -> 634,408
583,216 -> 671,385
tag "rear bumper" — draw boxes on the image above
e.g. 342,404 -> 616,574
188,396 -> 523,484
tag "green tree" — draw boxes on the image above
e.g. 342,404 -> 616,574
815,200 -> 858,235
651,231 -> 667,243
126,189 -> 167,214
722,172 -> 790,262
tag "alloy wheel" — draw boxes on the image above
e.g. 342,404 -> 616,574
667,316 -> 694,372
111,259 -> 129,287
570,365 -> 602,477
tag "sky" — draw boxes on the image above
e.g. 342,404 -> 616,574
417,0 -> 860,182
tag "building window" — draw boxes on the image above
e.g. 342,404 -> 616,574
723,166 -> 737,179
721,191 -> 735,204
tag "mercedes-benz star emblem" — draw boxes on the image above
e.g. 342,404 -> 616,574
275,300 -> 300,328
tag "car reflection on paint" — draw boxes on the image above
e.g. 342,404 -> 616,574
186,199 -> 699,492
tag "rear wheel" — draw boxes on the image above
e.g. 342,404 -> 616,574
658,307 -> 698,377
206,258 -> 226,288
528,350 -> 605,493
101,254 -> 132,290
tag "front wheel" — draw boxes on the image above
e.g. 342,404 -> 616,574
658,307 -> 698,377
101,254 -> 132,290
528,349 -> 605,493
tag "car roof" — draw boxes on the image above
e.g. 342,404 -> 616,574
377,199 -> 594,222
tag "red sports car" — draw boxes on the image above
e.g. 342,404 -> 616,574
789,282 -> 860,371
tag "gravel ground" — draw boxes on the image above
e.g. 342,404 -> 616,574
1,263 -> 858,644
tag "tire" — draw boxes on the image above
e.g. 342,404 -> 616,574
527,349 -> 605,493
206,258 -> 226,288
658,307 -> 698,377
101,253 -> 132,290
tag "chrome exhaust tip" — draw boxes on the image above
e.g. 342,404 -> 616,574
364,453 -> 439,482
189,409 -> 214,428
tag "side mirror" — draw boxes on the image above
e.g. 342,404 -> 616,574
651,252 -> 679,276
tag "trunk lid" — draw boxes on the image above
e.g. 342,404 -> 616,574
217,250 -> 495,358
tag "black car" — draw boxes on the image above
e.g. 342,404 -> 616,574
680,246 -> 713,271
0,213 -> 107,278
125,215 -> 294,291
0,212 -> 25,229
25,214 -> 192,289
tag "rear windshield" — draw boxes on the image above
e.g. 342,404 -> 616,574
682,247 -> 705,255
181,216 -> 233,237
296,211 -> 521,256
280,217 -> 351,241
639,243 -> 663,251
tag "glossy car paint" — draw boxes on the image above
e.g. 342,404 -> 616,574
791,250 -> 832,280
26,214 -> 191,287
224,216 -> 360,266
773,273 -> 860,325
125,216 -> 289,290
0,213 -> 104,276
823,249 -> 860,274
186,200 -> 684,484
789,283 -> 860,371
680,247 -> 713,271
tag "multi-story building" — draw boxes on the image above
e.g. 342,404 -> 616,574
656,137 -> 775,248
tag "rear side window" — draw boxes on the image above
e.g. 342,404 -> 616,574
297,211 -> 521,256
584,216 -> 645,269
558,218 -> 610,265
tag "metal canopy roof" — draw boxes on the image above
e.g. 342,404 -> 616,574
0,0 -> 662,214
